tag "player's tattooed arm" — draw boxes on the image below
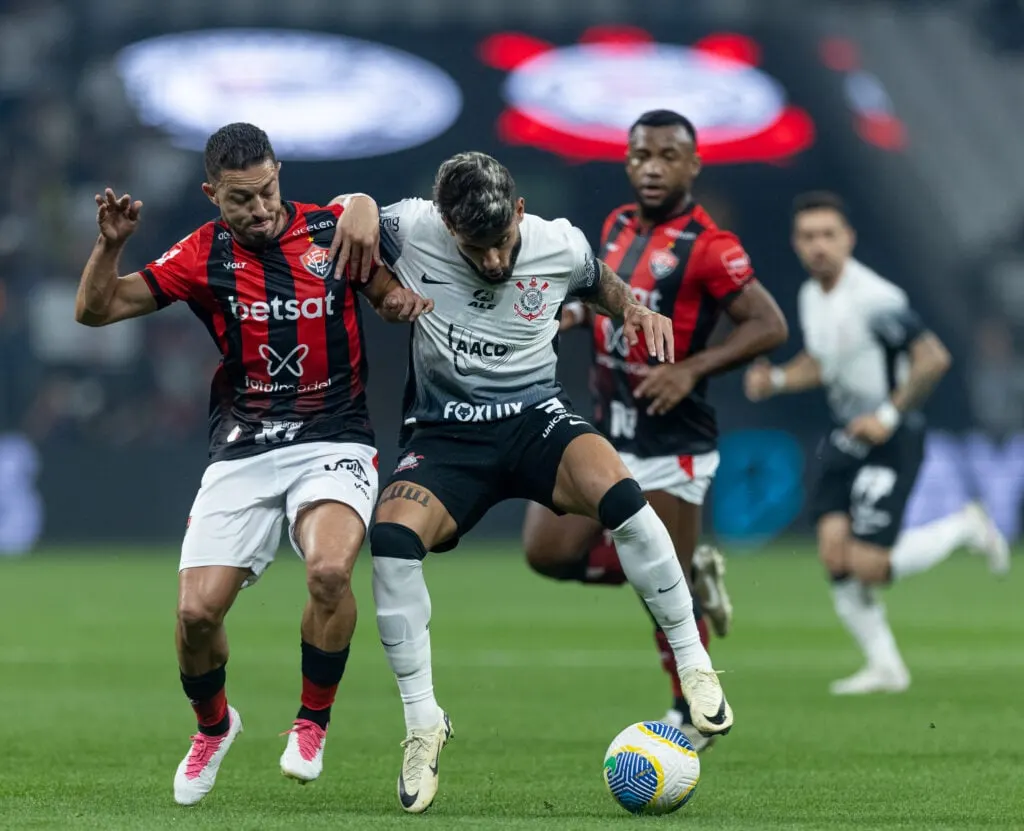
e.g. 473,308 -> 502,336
585,260 -> 675,363
358,265 -> 434,323
583,260 -> 640,320
891,331 -> 951,413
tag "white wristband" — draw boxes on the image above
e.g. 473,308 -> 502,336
562,301 -> 585,325
875,400 -> 901,430
769,367 -> 787,392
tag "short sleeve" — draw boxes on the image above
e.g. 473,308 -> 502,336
566,225 -> 599,298
140,230 -> 204,308
379,198 -> 434,270
695,231 -> 756,303
869,302 -> 927,351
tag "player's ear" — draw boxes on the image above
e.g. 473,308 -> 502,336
514,197 -> 525,221
201,182 -> 219,206
690,152 -> 702,179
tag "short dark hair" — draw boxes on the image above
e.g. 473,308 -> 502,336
433,152 -> 517,240
204,122 -> 276,182
792,190 -> 849,223
629,109 -> 698,145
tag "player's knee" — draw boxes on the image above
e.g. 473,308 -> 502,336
177,596 -> 227,639
306,556 -> 354,608
597,478 -> 646,531
369,521 -> 428,561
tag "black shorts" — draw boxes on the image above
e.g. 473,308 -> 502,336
808,421 -> 925,548
384,397 -> 602,552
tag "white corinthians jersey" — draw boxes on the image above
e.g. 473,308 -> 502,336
798,258 -> 927,425
379,198 -> 599,426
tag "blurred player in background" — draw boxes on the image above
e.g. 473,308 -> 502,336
745,191 -> 1009,695
74,123 -> 431,805
521,110 -> 788,748
368,150 -> 735,813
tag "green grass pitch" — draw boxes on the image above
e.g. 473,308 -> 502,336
0,542 -> 1020,830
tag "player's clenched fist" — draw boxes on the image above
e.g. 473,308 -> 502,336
621,303 -> 675,364
381,287 -> 434,322
743,358 -> 777,401
95,188 -> 142,245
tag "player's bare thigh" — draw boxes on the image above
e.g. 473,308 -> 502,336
551,433 -> 635,518
817,512 -> 851,574
375,481 -> 459,551
293,500 -> 367,586
645,490 -> 701,583
522,501 -> 603,572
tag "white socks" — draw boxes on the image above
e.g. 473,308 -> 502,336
831,578 -> 905,670
890,510 -> 973,580
610,504 -> 712,672
372,556 -> 442,732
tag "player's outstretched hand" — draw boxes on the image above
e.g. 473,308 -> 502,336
331,195 -> 381,283
95,188 -> 142,245
621,304 -> 675,363
634,362 -> 698,416
380,287 -> 434,323
744,358 -> 776,402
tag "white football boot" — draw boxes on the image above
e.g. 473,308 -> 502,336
962,501 -> 1011,576
829,663 -> 910,696
678,669 -> 733,736
396,711 -> 454,814
692,545 -> 733,637
173,706 -> 243,806
662,708 -> 715,752
280,719 -> 327,783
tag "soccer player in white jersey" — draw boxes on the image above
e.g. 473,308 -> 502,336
745,191 -> 1010,696
367,152 -> 733,813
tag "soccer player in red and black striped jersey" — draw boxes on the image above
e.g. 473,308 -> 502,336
74,123 -> 431,805
522,110 -> 788,748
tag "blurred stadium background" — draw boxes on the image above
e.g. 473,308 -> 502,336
1,3 -> 1023,828
4,0 -> 1024,553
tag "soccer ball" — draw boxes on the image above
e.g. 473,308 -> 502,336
603,721 -> 700,815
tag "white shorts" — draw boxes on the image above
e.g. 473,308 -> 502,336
619,450 -> 721,506
180,441 -> 379,584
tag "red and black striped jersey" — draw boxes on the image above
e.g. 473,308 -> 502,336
141,201 -> 373,461
591,202 -> 756,457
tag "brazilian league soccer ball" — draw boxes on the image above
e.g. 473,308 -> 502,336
603,721 -> 700,815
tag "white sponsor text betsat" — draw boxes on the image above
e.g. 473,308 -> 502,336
229,292 -> 336,321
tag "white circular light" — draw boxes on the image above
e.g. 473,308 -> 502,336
116,29 -> 463,161
503,43 -> 785,143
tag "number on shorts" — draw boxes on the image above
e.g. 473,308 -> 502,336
609,401 -> 637,441
850,465 -> 897,536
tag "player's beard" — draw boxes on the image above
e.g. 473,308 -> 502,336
468,237 -> 523,285
636,186 -> 690,225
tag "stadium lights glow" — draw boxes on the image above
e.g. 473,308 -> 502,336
115,29 -> 463,162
